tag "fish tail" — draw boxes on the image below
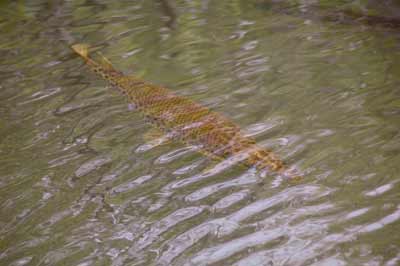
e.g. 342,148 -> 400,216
72,43 -> 119,75
71,43 -> 90,59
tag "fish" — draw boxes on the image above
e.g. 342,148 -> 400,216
71,43 -> 298,179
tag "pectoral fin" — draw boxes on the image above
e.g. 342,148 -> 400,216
143,127 -> 166,142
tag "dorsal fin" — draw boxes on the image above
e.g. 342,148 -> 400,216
71,44 -> 90,58
97,51 -> 115,71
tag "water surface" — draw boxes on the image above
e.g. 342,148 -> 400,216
1,1 -> 400,265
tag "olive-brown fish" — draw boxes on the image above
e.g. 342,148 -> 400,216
71,44 -> 295,177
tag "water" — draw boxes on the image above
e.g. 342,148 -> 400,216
1,1 -> 400,265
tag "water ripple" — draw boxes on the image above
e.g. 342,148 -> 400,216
1,1 -> 400,266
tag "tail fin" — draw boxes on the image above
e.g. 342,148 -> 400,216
71,43 -> 90,58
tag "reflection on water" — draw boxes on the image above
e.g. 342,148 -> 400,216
1,0 -> 400,265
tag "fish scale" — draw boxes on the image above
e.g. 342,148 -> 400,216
71,44 -> 295,177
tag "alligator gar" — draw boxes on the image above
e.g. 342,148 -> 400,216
71,44 -> 296,178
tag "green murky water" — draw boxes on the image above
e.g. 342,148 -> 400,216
1,1 -> 400,265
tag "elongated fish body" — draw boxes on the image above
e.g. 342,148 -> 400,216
71,44 -> 291,175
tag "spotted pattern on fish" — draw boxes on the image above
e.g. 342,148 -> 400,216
71,44 -> 291,175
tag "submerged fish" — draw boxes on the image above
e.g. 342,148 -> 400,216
71,44 -> 297,178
